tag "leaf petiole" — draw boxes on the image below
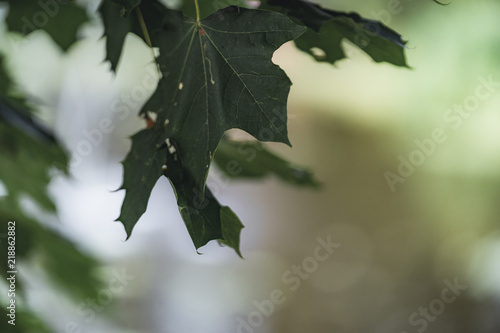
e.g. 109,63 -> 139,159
135,6 -> 162,78
194,0 -> 201,24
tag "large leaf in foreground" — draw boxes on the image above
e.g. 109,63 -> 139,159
117,6 -> 305,254
262,0 -> 408,66
142,6 -> 306,192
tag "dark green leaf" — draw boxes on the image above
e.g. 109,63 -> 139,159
4,0 -> 89,51
142,6 -> 305,192
0,55 -> 12,94
294,16 -> 408,66
109,0 -> 141,16
117,6 -> 304,255
261,0 -> 408,66
117,129 -> 245,255
219,206 -> 244,256
164,139 -> 244,256
180,0 -> 247,20
116,128 -> 166,237
99,0 -> 133,71
214,136 -> 320,188
99,0 -> 170,72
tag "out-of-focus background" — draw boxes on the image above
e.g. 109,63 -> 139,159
2,0 -> 500,332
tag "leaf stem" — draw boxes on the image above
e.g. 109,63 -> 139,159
194,0 -> 201,23
135,7 -> 162,78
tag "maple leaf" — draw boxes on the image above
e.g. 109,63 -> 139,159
117,6 -> 305,254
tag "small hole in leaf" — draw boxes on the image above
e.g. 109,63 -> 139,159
309,47 -> 326,60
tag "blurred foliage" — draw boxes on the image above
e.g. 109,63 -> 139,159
261,0 -> 408,66
215,135 -> 320,188
0,55 -> 101,329
2,0 -> 88,50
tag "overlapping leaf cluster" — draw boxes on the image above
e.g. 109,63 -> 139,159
98,0 -> 416,255
0,0 -> 439,330
0,0 -> 421,257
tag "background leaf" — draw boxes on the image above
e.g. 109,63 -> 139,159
3,0 -> 89,51
261,0 -> 408,66
99,0 -> 168,72
99,0 -> 134,71
0,54 -> 101,327
214,136 -> 320,188
0,55 -> 66,211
